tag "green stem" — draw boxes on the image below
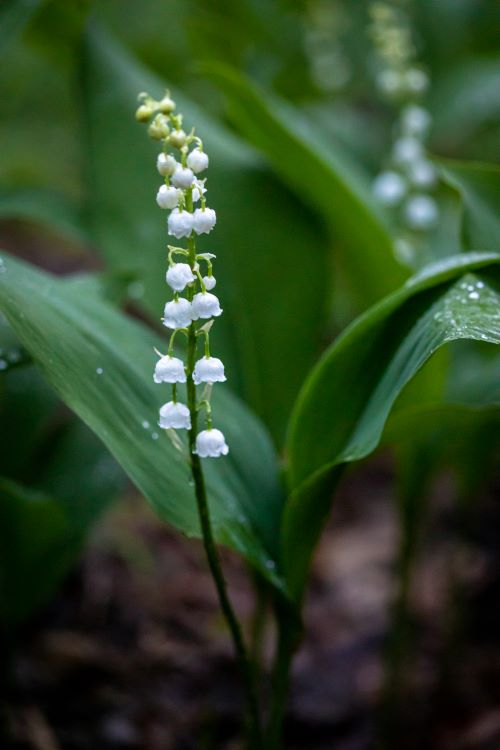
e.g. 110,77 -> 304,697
267,601 -> 301,750
185,235 -> 262,747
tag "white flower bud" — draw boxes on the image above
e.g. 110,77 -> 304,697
166,263 -> 196,291
154,355 -> 186,383
203,275 -> 216,290
136,104 -> 153,122
192,180 -> 207,203
163,298 -> 193,329
193,356 -> 226,385
191,292 -> 222,320
194,428 -> 229,458
168,209 -> 193,239
404,195 -> 439,230
148,114 -> 170,140
157,153 -> 177,176
171,167 -> 195,189
401,105 -> 431,137
169,129 -> 187,148
408,160 -> 437,189
187,148 -> 209,173
372,171 -> 407,206
376,69 -> 403,97
405,68 -> 429,95
156,184 -> 181,209
192,207 -> 216,235
392,137 -> 423,165
158,95 -> 176,114
159,401 -> 191,430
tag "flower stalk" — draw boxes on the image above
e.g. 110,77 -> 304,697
137,90 -> 262,744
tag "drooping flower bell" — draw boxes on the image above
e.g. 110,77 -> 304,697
194,428 -> 229,457
192,292 -> 222,320
159,401 -> 191,430
166,263 -> 196,292
154,354 -> 186,383
163,298 -> 193,329
168,209 -> 194,239
193,356 -> 226,385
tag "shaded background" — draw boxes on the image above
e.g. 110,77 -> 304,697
1,0 -> 500,748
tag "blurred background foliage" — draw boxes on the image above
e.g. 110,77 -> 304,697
0,4 -> 499,738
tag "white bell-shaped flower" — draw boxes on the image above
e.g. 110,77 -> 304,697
191,292 -> 222,320
401,105 -> 431,137
159,401 -> 191,430
171,167 -> 195,189
192,180 -> 207,203
193,356 -> 226,385
404,195 -> 439,230
392,137 -> 423,165
187,148 -> 209,173
154,355 -> 186,383
192,207 -> 216,235
405,68 -> 429,95
163,298 -> 193,329
203,274 -> 216,290
169,129 -> 187,148
194,428 -> 229,458
156,184 -> 181,209
168,209 -> 193,239
372,171 -> 407,206
166,263 -> 196,291
408,160 -> 437,189
157,153 -> 177,176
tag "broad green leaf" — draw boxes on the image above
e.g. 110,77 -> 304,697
285,252 -> 500,599
0,188 -> 87,246
440,161 -> 500,251
80,26 -> 329,444
204,62 -> 408,304
0,418 -> 124,625
0,252 -> 285,589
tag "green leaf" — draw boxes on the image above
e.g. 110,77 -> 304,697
285,252 -> 500,599
0,417 -> 124,625
440,160 -> 500,251
0,0 -> 42,53
204,62 -> 408,305
0,252 -> 285,589
80,26 -> 329,443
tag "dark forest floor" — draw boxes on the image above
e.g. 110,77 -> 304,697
4,458 -> 500,750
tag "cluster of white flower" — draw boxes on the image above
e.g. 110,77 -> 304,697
137,91 -> 229,458
369,2 -> 439,265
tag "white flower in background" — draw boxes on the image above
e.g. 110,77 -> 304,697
408,160 -> 437,189
193,356 -> 226,385
159,401 -> 191,430
156,184 -> 181,209
168,209 -> 193,239
372,171 -> 407,206
401,105 -> 431,137
376,69 -> 403,97
154,354 -> 186,383
192,207 -> 216,235
163,298 -> 193,329
157,152 -> 177,176
192,292 -> 222,320
404,194 -> 439,230
171,167 -> 195,189
405,68 -> 429,95
194,428 -> 229,457
392,137 -> 423,165
203,275 -> 216,290
187,148 -> 209,173
166,263 -> 196,291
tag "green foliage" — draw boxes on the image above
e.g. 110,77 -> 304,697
0,253 -> 285,588
285,253 -> 500,599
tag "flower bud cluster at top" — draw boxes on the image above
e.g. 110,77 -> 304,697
136,90 -> 228,459
369,1 -> 439,267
